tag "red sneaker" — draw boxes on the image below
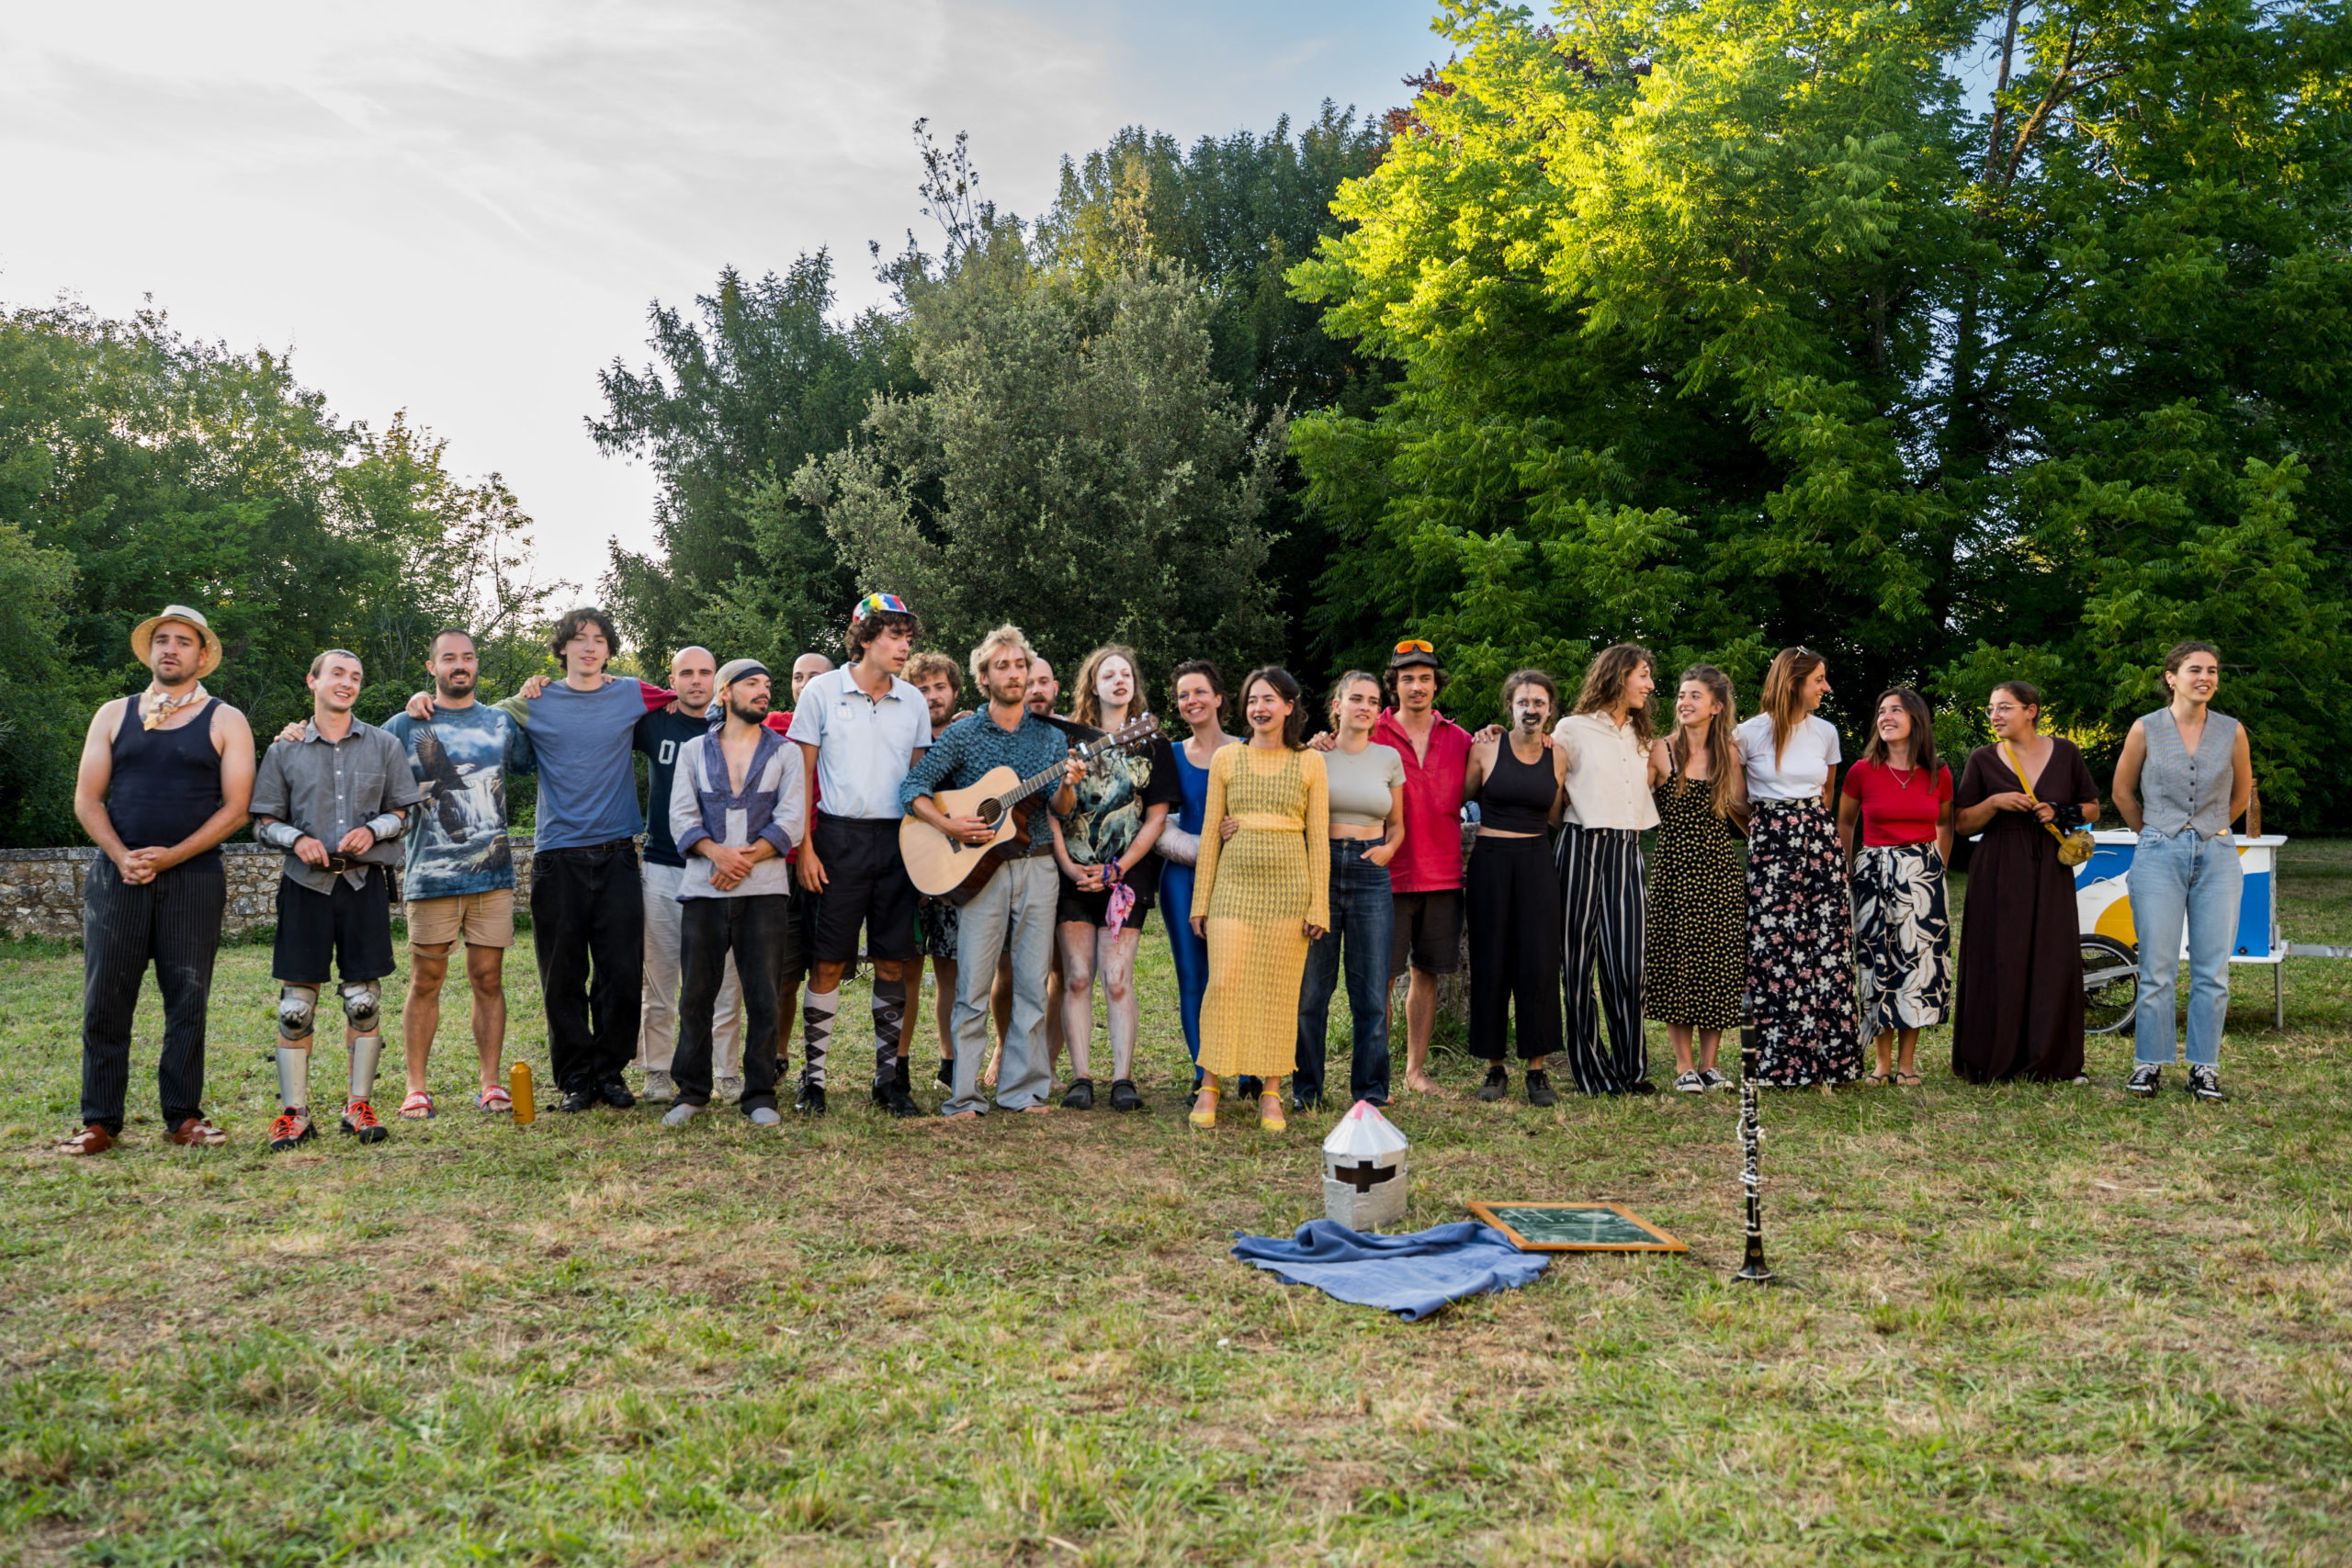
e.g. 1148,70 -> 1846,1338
269,1110 -> 315,1152
340,1099 -> 389,1145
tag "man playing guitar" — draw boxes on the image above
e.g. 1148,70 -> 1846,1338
899,626 -> 1082,1119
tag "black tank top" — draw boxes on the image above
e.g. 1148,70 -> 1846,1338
109,695 -> 225,863
1478,738 -> 1556,834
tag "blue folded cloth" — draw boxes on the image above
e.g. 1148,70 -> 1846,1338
1231,1220 -> 1549,1320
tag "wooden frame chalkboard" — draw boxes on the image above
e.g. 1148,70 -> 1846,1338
1466,1201 -> 1689,1254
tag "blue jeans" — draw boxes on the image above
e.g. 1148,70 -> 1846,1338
945,856 -> 1058,1113
2129,829 -> 2242,1066
1293,840 -> 1396,1105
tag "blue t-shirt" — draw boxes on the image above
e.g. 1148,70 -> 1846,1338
501,678 -> 655,852
381,704 -> 536,899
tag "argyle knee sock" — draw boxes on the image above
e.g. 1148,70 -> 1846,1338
801,987 -> 840,1089
870,977 -> 907,1088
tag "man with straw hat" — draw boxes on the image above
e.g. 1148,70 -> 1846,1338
59,605 -> 256,1155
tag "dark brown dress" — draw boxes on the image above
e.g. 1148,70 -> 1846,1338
1951,739 -> 2095,1082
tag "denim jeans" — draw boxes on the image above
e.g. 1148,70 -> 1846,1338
1294,840 -> 1396,1105
2129,829 -> 2242,1066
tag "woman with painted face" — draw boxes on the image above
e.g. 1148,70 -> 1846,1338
1048,645 -> 1181,1111
1189,668 -> 1329,1131
1735,648 -> 1863,1090
1462,670 -> 1569,1104
1154,660 -> 1236,1099
1951,680 -> 2102,1084
2111,641 -> 2254,1102
1645,664 -> 1747,1093
1554,646 -> 1663,1096
1293,671 -> 1406,1110
1837,687 -> 1955,1088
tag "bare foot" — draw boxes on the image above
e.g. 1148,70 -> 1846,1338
942,1108 -> 982,1122
1018,1103 -> 1053,1114
1405,1072 -> 1448,1096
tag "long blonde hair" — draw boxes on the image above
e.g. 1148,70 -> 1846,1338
1668,665 -> 1740,819
1570,644 -> 1657,744
1071,644 -> 1143,730
1759,646 -> 1826,764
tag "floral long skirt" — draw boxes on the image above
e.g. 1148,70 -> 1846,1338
1742,799 -> 1863,1086
1851,843 -> 1952,1038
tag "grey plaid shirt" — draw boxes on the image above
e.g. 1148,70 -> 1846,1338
251,718 -> 424,892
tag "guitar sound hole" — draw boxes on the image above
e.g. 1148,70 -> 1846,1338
978,801 -> 1003,827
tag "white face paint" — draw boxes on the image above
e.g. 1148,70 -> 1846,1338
1510,686 -> 1552,732
1094,656 -> 1135,716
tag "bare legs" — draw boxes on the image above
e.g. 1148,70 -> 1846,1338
405,941 -> 505,1096
1388,968 -> 1443,1093
1668,1023 -> 1722,1078
1059,922 -> 1142,1084
1874,1027 -> 1920,1081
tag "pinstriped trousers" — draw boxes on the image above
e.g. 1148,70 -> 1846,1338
1557,824 -> 1649,1095
81,854 -> 226,1134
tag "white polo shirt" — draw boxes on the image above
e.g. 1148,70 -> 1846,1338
785,665 -> 933,819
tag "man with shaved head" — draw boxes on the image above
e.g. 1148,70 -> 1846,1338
791,653 -> 834,705
636,645 -> 745,1102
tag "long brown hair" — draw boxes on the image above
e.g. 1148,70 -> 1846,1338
1668,664 -> 1740,819
1242,666 -> 1308,750
1862,687 -> 1940,778
1071,643 -> 1143,730
1759,646 -> 1826,764
1570,644 -> 1657,744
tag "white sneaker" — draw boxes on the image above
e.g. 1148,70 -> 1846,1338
660,1101 -> 703,1128
642,1069 -> 677,1103
715,1076 -> 745,1102
748,1105 -> 782,1127
1674,1070 -> 1706,1093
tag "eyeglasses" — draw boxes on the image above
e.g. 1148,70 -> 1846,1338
1393,638 -> 1434,654
852,592 -> 910,624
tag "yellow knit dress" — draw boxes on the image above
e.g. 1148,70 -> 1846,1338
1191,743 -> 1331,1079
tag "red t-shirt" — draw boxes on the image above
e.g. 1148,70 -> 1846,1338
1372,707 -> 1473,893
1842,758 -> 1951,847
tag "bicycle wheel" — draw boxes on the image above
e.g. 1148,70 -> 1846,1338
2080,934 -> 2139,1035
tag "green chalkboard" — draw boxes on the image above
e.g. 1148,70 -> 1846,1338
1467,1201 -> 1688,1253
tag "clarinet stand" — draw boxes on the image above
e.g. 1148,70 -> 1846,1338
1732,1016 -> 1776,1285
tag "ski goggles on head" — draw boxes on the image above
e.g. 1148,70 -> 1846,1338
851,592 -> 911,624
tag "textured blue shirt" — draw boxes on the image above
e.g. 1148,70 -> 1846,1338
899,710 -> 1073,849
496,678 -> 654,852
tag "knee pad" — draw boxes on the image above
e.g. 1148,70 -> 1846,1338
277,985 -> 319,1042
341,980 -> 382,1032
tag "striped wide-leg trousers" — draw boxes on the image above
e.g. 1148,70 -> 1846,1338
1557,824 -> 1648,1094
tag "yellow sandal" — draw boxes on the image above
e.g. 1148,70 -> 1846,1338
1258,1092 -> 1286,1134
1189,1085 -> 1219,1130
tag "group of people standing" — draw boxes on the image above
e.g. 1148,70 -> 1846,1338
55,597 -> 2255,1156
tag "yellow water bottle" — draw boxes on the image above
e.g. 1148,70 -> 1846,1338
510,1059 -> 535,1124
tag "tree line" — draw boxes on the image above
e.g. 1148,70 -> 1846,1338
6,0 -> 2349,849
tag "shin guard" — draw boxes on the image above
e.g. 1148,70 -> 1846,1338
801,987 -> 840,1089
276,1045 -> 312,1111
340,981 -> 384,1103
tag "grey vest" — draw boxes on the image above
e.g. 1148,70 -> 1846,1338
2141,707 -> 2239,840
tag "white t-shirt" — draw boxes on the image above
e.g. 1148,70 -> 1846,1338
1736,713 -> 1839,802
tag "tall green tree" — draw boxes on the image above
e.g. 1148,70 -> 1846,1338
590,255 -> 914,669
1038,107 -> 1395,673
794,226 -> 1288,694
0,302 -> 559,844
1289,0 -> 2352,819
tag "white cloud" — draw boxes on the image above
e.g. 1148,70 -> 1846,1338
1,0 -> 1435,597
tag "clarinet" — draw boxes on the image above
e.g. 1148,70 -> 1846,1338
1733,1007 -> 1775,1284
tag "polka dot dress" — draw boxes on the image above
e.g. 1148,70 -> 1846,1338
1645,771 -> 1747,1030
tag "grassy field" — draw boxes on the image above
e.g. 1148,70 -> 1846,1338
2,845 -> 2349,1566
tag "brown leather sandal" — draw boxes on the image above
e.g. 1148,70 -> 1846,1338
166,1117 -> 227,1147
57,1124 -> 114,1156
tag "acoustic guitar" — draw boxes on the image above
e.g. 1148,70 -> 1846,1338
899,713 -> 1162,904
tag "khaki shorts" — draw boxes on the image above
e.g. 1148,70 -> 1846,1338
406,888 -> 516,950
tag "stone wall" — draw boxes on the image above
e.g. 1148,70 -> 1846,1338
0,839 -> 540,943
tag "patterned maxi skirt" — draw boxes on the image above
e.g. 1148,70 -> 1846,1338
1850,843 -> 1951,1038
1742,799 -> 1863,1086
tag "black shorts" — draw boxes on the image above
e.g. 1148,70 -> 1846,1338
1056,880 -> 1155,933
1391,888 -> 1464,980
810,815 -> 917,965
273,869 -> 396,984
918,897 -> 959,962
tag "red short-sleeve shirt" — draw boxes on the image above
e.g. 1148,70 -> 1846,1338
1372,708 -> 1473,893
1842,758 -> 1951,847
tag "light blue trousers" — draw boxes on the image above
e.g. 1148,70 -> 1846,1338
944,855 -> 1057,1114
2128,829 -> 2242,1066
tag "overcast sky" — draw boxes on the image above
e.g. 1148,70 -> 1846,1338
2,0 -> 1442,597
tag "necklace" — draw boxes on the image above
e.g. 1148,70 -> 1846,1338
142,684 -> 208,730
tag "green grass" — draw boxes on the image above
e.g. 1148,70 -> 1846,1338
3,846 -> 2349,1564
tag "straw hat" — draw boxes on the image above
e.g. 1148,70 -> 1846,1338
130,605 -> 223,678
